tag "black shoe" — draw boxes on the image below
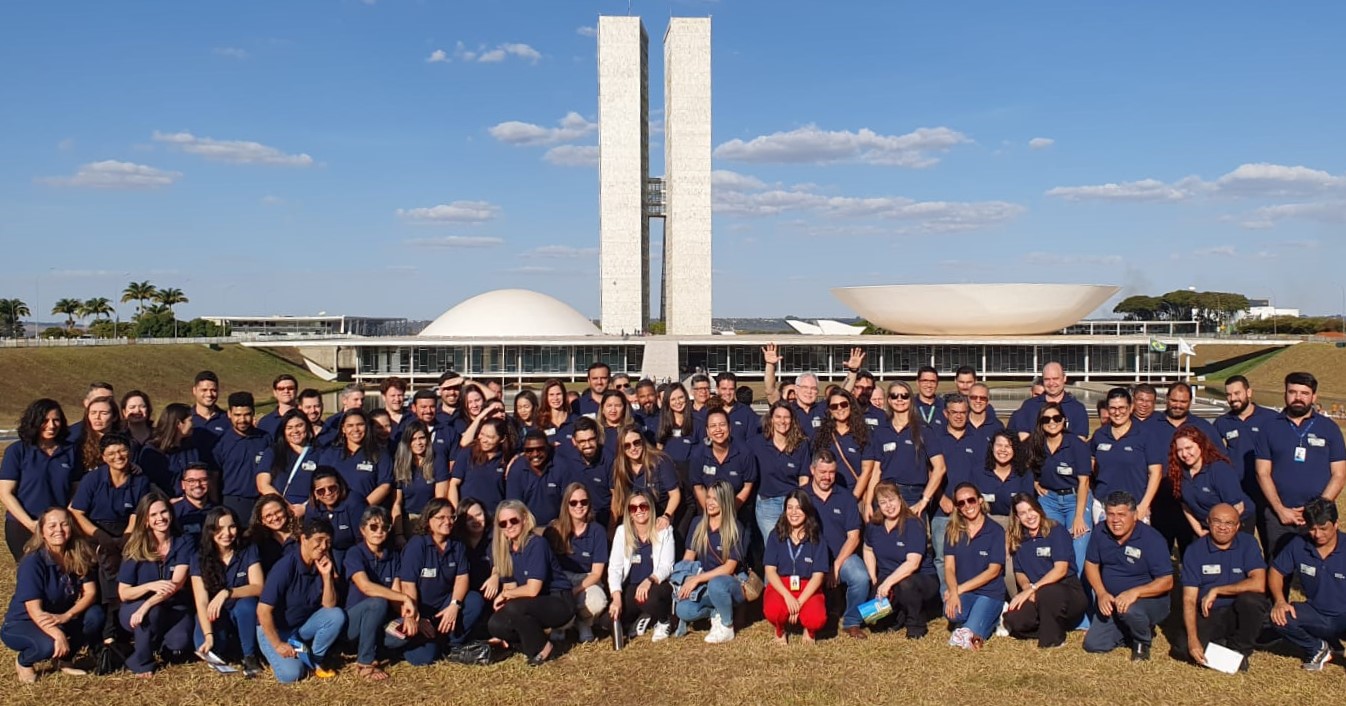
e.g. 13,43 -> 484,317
527,645 -> 554,667
241,655 -> 261,679
1130,643 -> 1151,662
1238,655 -> 1250,673
906,628 -> 927,640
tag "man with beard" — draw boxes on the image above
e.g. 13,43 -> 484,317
401,390 -> 458,457
435,371 -> 464,428
804,450 -> 868,639
505,430 -> 565,526
1255,372 -> 1346,560
575,363 -> 611,419
213,391 -> 271,521
633,379 -> 660,438
1216,375 -> 1280,545
555,418 -> 613,529
840,348 -> 885,430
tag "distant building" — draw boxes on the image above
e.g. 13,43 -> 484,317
1235,299 -> 1301,321
201,315 -> 409,337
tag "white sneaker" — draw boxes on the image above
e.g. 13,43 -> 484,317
635,616 -> 651,637
577,623 -> 596,643
704,614 -> 735,644
994,604 -> 1010,638
651,622 -> 671,642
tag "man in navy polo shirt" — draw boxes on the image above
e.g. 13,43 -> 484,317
1270,497 -> 1346,671
434,371 -> 463,428
790,373 -> 827,439
1255,371 -> 1346,560
574,363 -> 610,419
715,372 -> 760,443
213,391 -> 271,523
1006,378 -> 1045,435
1010,363 -> 1089,440
932,394 -> 985,595
555,418 -> 613,529
402,390 -> 458,456
505,431 -> 565,526
966,383 -> 1004,445
804,449 -> 868,639
1181,503 -> 1269,671
913,367 -> 944,429
172,462 -> 216,541
1216,374 -> 1279,540
257,374 -> 299,439
190,371 -> 228,469
633,379 -> 661,437
1083,491 -> 1174,661
1131,383 -> 1159,426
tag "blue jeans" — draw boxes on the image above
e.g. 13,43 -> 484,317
1,606 -> 104,668
256,607 -> 346,683
948,594 -> 1004,640
1274,602 -> 1346,658
838,554 -> 871,629
930,515 -> 950,596
120,599 -> 195,674
1083,596 -> 1169,651
755,495 -> 787,545
675,575 -> 743,625
1038,490 -> 1090,576
404,591 -> 488,666
345,598 -> 409,666
193,597 -> 259,658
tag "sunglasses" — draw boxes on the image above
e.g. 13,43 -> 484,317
889,392 -> 912,400
968,395 -> 989,402
569,498 -> 590,507
314,486 -> 339,496
954,497 -> 980,508
614,384 -> 629,390
365,523 -> 387,532
624,440 -> 644,450
829,401 -> 850,410
1039,414 -> 1064,424
497,517 -> 522,528
275,385 -> 297,392
628,502 -> 651,512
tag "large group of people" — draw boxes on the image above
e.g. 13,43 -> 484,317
1,351 -> 1344,684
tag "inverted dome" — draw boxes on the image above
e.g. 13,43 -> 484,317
832,284 -> 1120,335
419,289 -> 601,337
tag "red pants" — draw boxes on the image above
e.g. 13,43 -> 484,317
763,584 -> 827,636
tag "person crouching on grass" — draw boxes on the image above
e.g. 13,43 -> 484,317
762,490 -> 828,644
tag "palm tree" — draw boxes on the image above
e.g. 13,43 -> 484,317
0,298 -> 30,338
51,298 -> 81,332
121,280 -> 158,318
143,303 -> 171,317
80,297 -> 115,322
155,287 -> 188,316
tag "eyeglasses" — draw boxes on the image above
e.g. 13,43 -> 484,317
522,446 -> 548,455
365,524 -> 387,532
889,392 -> 911,400
829,401 -> 850,410
613,383 -> 629,390
314,486 -> 339,496
1039,414 -> 1064,424
569,498 -> 590,507
968,395 -> 989,402
954,497 -> 980,508
182,478 -> 209,486
624,440 -> 644,449
497,517 -> 522,528
628,502 -> 651,512
275,385 -> 297,392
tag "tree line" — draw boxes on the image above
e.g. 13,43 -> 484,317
0,281 -> 223,339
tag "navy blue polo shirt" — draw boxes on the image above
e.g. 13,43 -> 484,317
630,456 -> 680,501
691,406 -> 711,440
687,515 -> 744,571
5,550 -> 94,623
969,467 -> 1034,516
172,498 -> 215,539
1033,434 -> 1093,493
256,445 -> 318,505
506,536 -> 571,592
806,486 -> 861,561
967,413 -> 1006,450
553,448 -> 612,518
722,404 -> 762,444
554,523 -> 608,574
748,435 -> 810,499
255,409 -> 286,439
504,456 -> 565,526
70,466 -> 150,529
190,544 -> 260,591
1215,405 -> 1279,487
1273,532 -> 1346,617
399,416 -> 460,460
1180,533 -> 1265,610
191,409 -> 229,467
936,428 -> 985,504
211,427 -> 270,499
398,454 -> 451,516
1180,460 -> 1252,524
946,520 -> 1007,600
864,517 -> 936,578
791,401 -> 827,440
1090,422 -> 1165,502
764,533 -> 829,579
0,442 -> 79,520
1012,523 -> 1076,581
860,404 -> 887,431
1010,394 -> 1090,438
1086,521 -> 1173,595
622,535 -> 656,587
573,394 -> 602,419
1147,415 -> 1225,456
434,407 -> 461,432
118,535 -> 195,605
343,542 -> 401,610
659,426 -> 698,466
317,446 -> 392,503
399,534 -> 468,612
136,442 -> 200,496
1254,413 -> 1346,508
312,493 -> 367,551
452,447 -> 507,512
689,441 -> 759,495
260,550 -> 328,634
824,430 -> 866,491
915,396 -> 945,429
465,534 -> 493,589
865,423 -> 944,487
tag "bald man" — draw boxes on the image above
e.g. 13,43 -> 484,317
1009,362 -> 1090,440
1180,503 -> 1269,671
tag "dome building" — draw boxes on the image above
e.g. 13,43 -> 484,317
418,289 -> 601,338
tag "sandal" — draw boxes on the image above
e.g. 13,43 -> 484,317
15,658 -> 36,684
354,663 -> 389,681
56,660 -> 87,676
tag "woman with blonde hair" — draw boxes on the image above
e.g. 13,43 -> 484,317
611,424 -> 681,532
607,489 -> 675,641
117,491 -> 194,676
544,483 -> 608,643
487,500 -> 574,665
943,482 -> 1007,650
675,481 -> 747,644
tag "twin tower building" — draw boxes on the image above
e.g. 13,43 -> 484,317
598,16 -> 712,336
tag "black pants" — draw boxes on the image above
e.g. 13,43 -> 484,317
5,515 -> 32,561
487,591 -> 576,659
884,572 -> 939,635
1263,506 -> 1306,567
1194,592 -> 1271,657
1003,575 -> 1088,647
619,581 -> 673,626
222,495 -> 258,529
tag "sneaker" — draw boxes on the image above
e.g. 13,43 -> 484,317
673,619 -> 689,639
635,616 -> 651,637
1303,640 -> 1333,671
1130,643 -> 1151,662
704,614 -> 735,644
651,622 -> 671,642
577,624 -> 596,643
948,626 -> 974,649
241,655 -> 261,679
994,605 -> 1009,638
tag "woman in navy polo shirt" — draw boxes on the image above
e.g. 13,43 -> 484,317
191,507 -> 263,676
656,383 -> 697,485
597,390 -> 633,453
544,483 -> 608,643
1,399 -> 79,560
750,403 -> 812,544
255,410 -> 315,514
675,481 -> 747,644
449,419 -> 509,515
863,480 -> 938,638
398,498 -> 485,665
137,403 -> 198,497
246,494 -> 298,573
70,432 -> 151,634
1026,402 -> 1093,579
612,425 -> 682,533
487,500 -> 574,665
117,491 -> 194,676
1090,388 -> 1164,523
537,379 -> 575,444
77,396 -> 122,475
392,420 -> 450,541
343,506 -> 416,680
256,515 -> 345,683
308,469 -> 366,569
763,490 -> 829,644
121,391 -> 154,446
511,389 -> 539,437
1170,425 -> 1251,539
689,408 -> 758,522
1,508 -> 102,683
864,382 -> 946,522
1003,493 -> 1087,648
319,410 -> 392,508
453,498 -> 499,603
608,489 -> 675,641
812,389 -> 872,499
943,482 -> 1007,650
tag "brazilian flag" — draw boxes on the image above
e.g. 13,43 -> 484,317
1148,338 -> 1167,353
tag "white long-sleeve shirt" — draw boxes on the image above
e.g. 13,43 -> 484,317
607,524 -> 675,593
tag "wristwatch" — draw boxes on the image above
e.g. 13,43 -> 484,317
448,598 -> 462,607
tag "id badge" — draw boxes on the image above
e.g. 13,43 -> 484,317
789,575 -> 801,592
1295,446 -> 1307,463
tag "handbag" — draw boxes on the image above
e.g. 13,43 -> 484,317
740,567 -> 764,602
447,640 -> 496,666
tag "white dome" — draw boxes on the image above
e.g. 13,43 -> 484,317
418,289 -> 601,337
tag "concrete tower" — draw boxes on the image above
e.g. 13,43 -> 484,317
662,18 -> 712,335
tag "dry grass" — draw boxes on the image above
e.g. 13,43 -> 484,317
1239,343 -> 1346,407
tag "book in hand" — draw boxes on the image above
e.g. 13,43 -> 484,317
197,649 -> 239,674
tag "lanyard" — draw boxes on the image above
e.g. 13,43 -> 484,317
1291,416 -> 1316,447
281,446 -> 311,498
918,403 -> 935,425
787,538 -> 805,575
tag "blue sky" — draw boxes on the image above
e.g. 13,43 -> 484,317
3,1 -> 1344,322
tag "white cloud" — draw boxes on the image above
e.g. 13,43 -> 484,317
40,160 -> 182,189
713,124 -> 970,167
1192,245 -> 1238,257
405,235 -> 503,248
1028,137 -> 1055,150
523,245 -> 598,258
711,169 -> 767,192
1021,252 -> 1124,266
1045,178 -> 1200,202
576,26 -> 597,37
213,47 -> 249,59
489,112 -> 596,146
1239,201 -> 1346,229
449,41 -> 541,64
542,144 -> 598,167
1215,163 -> 1345,197
396,200 -> 500,223
1048,162 -> 1346,204
152,131 -> 313,167
426,49 -> 449,64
